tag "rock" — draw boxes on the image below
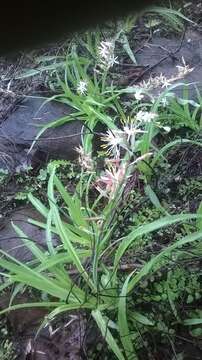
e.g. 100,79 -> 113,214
135,30 -> 202,101
0,206 -> 57,262
0,97 -> 82,171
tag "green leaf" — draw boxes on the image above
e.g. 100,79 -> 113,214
196,202 -> 202,230
121,34 -> 137,64
12,222 -> 46,262
28,113 -> 81,153
167,281 -> 180,321
46,209 -> 55,254
92,310 -> 125,360
15,62 -> 66,79
28,193 -> 49,218
114,213 -> 200,283
132,311 -> 154,326
36,250 -> 90,272
54,175 -> 89,230
190,328 -> 202,337
145,185 -> 169,215
184,318 -> 202,326
48,167 -> 95,291
0,251 -> 71,300
88,107 -> 117,129
118,271 -> 137,360
0,301 -> 65,316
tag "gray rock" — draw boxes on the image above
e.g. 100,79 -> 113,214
0,97 -> 83,171
135,30 -> 202,100
0,206 -> 57,262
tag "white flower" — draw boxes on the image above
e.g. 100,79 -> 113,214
160,97 -> 169,107
101,130 -> 123,156
136,110 -> 157,123
134,89 -> 144,101
98,40 -> 118,69
139,73 -> 171,90
102,130 -> 123,147
123,125 -> 146,140
162,126 -> 171,132
77,80 -> 87,95
176,56 -> 194,77
98,41 -> 113,58
160,76 -> 172,88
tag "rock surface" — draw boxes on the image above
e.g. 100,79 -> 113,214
0,206 -> 57,262
135,30 -> 202,100
0,97 -> 82,171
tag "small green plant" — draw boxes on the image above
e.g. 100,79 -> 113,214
0,169 -> 9,185
0,340 -> 16,360
160,87 -> 202,132
0,317 -> 16,360
184,309 -> 202,338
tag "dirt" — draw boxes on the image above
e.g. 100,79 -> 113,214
0,289 -> 105,360
0,292 -> 86,359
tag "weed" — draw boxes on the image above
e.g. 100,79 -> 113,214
0,317 -> 16,360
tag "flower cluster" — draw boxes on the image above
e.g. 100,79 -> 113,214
77,80 -> 88,95
136,110 -> 157,123
123,124 -> 146,141
134,87 -> 144,101
75,146 -> 94,171
139,57 -> 194,91
101,111 -> 157,157
139,74 -> 171,90
176,56 -> 194,78
75,112 -> 157,200
101,130 -> 124,157
95,152 -> 153,199
97,40 -> 118,70
95,161 -> 127,199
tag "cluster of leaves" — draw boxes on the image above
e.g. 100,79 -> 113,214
0,160 -> 78,206
0,317 -> 16,360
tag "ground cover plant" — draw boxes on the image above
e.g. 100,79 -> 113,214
0,2 -> 202,359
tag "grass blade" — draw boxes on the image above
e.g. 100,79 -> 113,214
92,309 -> 125,360
118,271 -> 137,360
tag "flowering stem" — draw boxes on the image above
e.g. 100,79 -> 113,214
85,173 -> 95,214
101,69 -> 108,93
91,193 -> 105,211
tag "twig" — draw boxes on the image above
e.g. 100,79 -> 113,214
67,263 -> 142,276
130,27 -> 187,85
